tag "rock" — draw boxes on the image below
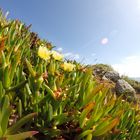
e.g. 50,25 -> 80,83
102,75 -> 109,81
92,64 -> 113,77
115,79 -> 136,101
104,71 -> 120,82
92,64 -> 137,102
93,68 -> 106,77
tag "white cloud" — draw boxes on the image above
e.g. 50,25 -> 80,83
57,47 -> 63,52
64,52 -> 72,57
74,54 -> 80,59
112,55 -> 140,77
64,52 -> 80,60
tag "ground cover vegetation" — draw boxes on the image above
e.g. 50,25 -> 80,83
0,10 -> 140,140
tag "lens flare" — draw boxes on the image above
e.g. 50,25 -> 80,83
101,37 -> 109,45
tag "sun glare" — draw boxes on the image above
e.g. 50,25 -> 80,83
101,37 -> 109,45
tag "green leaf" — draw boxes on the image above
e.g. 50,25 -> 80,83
0,81 -> 4,99
93,117 -> 119,136
10,51 -> 21,83
1,95 -> 9,113
53,113 -> 68,126
18,99 -> 22,118
3,66 -> 10,89
0,126 -> 3,137
6,80 -> 28,92
43,84 -> 56,100
1,51 -> 6,67
86,133 -> 92,140
85,107 -> 104,130
84,84 -> 104,105
47,104 -> 53,122
1,107 -> 11,135
6,131 -> 38,140
77,130 -> 93,140
79,102 -> 95,128
7,113 -> 37,135
0,95 -> 10,135
25,59 -> 36,77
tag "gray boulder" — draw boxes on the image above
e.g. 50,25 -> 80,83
93,68 -> 106,77
115,79 -> 136,101
104,71 -> 120,82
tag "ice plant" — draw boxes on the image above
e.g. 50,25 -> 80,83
1,9 -> 140,140
62,62 -> 75,72
51,50 -> 63,61
38,46 -> 51,60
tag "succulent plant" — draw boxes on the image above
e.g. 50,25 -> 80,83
0,9 -> 140,140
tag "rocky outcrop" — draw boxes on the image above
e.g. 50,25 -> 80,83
104,71 -> 120,82
92,64 -> 137,101
115,79 -> 136,101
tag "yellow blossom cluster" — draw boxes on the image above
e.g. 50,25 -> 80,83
61,62 -> 75,72
51,50 -> 63,61
38,46 -> 63,61
38,46 -> 75,72
38,46 -> 51,60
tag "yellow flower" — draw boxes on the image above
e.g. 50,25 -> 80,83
62,62 -> 75,72
38,46 -> 51,60
51,50 -> 63,61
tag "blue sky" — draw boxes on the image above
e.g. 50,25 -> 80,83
0,0 -> 140,77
